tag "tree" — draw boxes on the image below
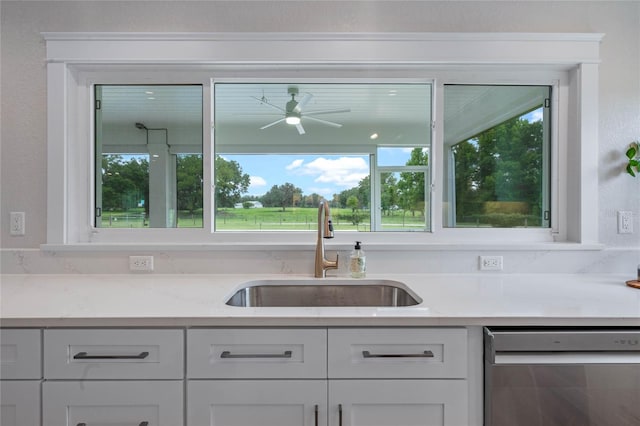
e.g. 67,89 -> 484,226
176,154 -> 203,214
101,154 -> 148,212
453,113 -> 545,225
380,172 -> 399,215
215,155 -> 250,208
260,182 -> 302,211
397,148 -> 429,216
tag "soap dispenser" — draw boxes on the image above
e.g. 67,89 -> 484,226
349,241 -> 366,278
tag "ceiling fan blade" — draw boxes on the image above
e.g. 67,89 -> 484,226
295,123 -> 306,135
303,116 -> 343,128
252,96 -> 285,113
294,93 -> 313,113
260,118 -> 285,130
302,108 -> 351,116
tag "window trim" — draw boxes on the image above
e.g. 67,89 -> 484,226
42,32 -> 604,249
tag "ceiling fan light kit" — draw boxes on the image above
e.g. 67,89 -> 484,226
254,86 -> 350,135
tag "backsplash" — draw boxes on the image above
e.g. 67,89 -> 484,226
2,247 -> 637,275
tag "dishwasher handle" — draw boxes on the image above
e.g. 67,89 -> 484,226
492,351 -> 640,365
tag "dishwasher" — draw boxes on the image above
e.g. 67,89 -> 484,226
484,327 -> 640,426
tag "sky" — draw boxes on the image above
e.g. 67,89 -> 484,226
224,154 -> 371,198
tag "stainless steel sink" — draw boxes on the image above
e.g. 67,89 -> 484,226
225,279 -> 421,307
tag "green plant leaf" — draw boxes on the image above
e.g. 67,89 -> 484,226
626,146 -> 637,159
627,163 -> 637,177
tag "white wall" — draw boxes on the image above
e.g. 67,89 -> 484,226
1,1 -> 638,274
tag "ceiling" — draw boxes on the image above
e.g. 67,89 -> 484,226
99,83 -> 547,149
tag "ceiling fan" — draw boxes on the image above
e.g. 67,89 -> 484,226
253,87 -> 350,135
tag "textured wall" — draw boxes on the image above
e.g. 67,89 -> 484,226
1,1 -> 638,260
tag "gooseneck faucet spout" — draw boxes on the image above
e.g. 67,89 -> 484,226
315,200 -> 339,278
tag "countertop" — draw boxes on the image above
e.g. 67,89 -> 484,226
1,273 -> 639,327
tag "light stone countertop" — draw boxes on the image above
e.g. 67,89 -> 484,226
1,273 -> 638,327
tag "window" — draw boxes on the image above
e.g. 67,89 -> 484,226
213,82 -> 431,232
95,85 -> 203,229
443,85 -> 551,229
43,33 -> 602,246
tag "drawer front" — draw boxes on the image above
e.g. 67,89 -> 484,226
44,329 -> 183,379
42,381 -> 183,426
0,329 -> 41,379
1,380 -> 41,426
188,328 -> 327,379
328,328 -> 468,379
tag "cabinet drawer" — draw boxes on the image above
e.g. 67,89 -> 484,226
42,380 -> 183,426
0,329 -> 41,379
1,380 -> 41,426
44,329 -> 183,379
188,328 -> 327,379
328,328 -> 467,379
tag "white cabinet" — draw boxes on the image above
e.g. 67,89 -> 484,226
188,328 -> 327,379
43,381 -> 183,426
0,329 -> 41,426
2,326 -> 471,425
42,328 -> 184,426
189,380 -> 327,426
329,380 -> 468,426
44,328 -> 183,379
0,381 -> 41,426
328,328 -> 467,379
187,327 -> 469,426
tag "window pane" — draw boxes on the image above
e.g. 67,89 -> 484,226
215,154 -> 370,231
95,85 -> 203,228
214,82 -> 431,232
443,85 -> 551,228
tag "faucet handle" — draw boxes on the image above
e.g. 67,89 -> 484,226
326,219 -> 334,238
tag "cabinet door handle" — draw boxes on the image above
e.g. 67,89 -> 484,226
339,403 -> 343,426
73,351 -> 149,360
77,423 -> 148,426
362,350 -> 434,358
220,350 -> 292,359
314,404 -> 319,426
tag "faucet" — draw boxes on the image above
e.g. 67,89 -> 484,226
315,200 -> 339,278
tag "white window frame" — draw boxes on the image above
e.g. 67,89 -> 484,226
42,32 -> 603,250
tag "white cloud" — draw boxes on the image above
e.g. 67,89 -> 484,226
285,159 -> 305,170
250,176 -> 267,187
247,176 -> 267,194
296,156 -> 369,189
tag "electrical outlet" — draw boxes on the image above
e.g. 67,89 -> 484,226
618,211 -> 633,234
480,255 -> 503,271
129,255 -> 154,272
9,212 -> 25,236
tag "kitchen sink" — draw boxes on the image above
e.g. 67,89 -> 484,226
225,279 -> 421,307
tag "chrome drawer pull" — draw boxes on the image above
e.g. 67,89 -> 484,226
362,350 -> 434,358
73,351 -> 149,360
77,423 -> 148,426
220,350 -> 292,359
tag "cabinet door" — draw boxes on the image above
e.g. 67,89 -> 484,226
0,329 -> 41,379
188,380 -> 327,426
0,381 -> 40,426
329,380 -> 468,426
42,381 -> 183,426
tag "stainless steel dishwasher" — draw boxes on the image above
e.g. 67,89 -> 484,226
484,327 -> 640,426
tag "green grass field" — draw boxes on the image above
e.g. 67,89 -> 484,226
100,207 -> 427,230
